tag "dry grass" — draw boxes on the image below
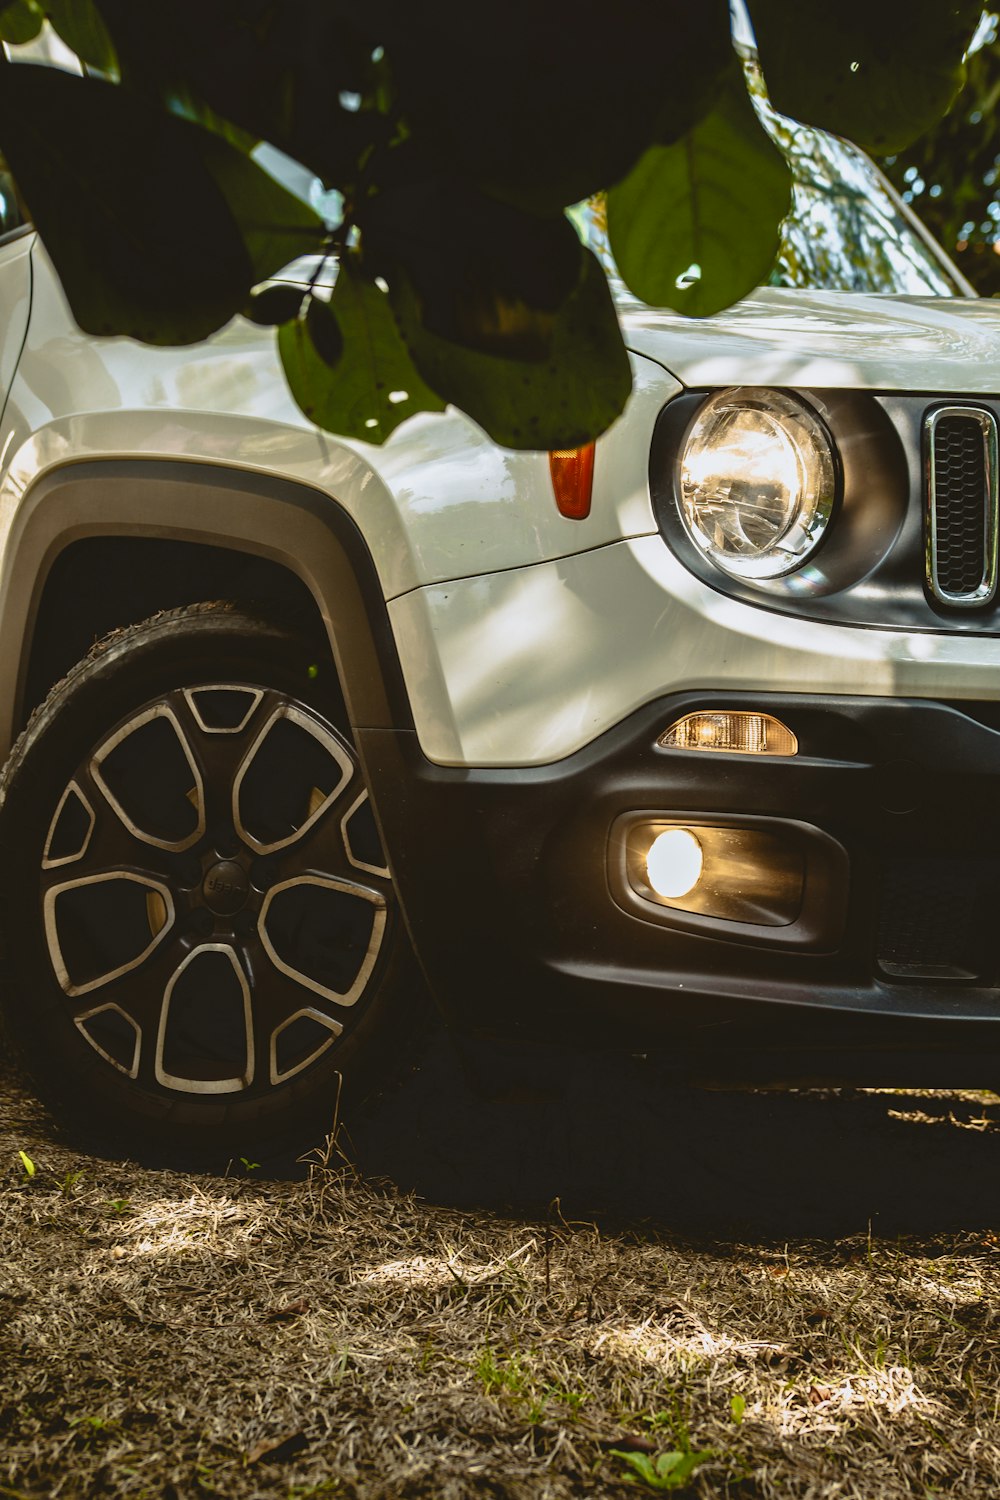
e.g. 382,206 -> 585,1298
6,1045 -> 1000,1498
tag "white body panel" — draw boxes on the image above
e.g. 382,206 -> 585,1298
0,233 -> 31,413
10,246 -> 1000,768
622,286 -> 1000,392
390,536 -> 1000,765
2,245 -> 668,599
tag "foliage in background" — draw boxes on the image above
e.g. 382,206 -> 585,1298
881,13 -> 1000,297
0,0 -> 983,448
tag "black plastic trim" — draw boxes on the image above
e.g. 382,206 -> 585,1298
358,688 -> 1000,1076
1,458 -> 414,756
608,809 -> 849,951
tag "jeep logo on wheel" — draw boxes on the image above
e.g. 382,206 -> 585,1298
201,859 -> 250,916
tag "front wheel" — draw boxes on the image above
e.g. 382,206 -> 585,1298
0,603 -> 420,1161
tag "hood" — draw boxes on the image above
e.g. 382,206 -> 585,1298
621,286 -> 1000,393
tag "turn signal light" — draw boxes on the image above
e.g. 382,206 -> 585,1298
658,711 -> 797,756
549,443 -> 595,519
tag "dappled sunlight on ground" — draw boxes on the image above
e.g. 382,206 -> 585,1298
5,1051 -> 1000,1497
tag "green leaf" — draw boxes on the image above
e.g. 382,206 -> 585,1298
657,1450 -> 711,1485
245,283 -> 305,327
306,297 -> 344,367
358,163 -> 584,349
278,256 -> 445,443
609,1447 -> 713,1491
391,247 -> 631,450
0,64 -> 253,343
606,63 -> 791,317
45,0 -> 116,72
0,0 -> 42,44
192,126 -> 326,283
747,0 -> 982,155
730,1392 -> 746,1425
377,0 -> 732,213
611,1451 -> 660,1487
17,1149 -> 35,1179
94,0 -> 383,186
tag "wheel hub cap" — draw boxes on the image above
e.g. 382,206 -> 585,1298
201,859 -> 249,916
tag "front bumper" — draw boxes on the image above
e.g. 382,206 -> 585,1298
362,691 -> 1000,1085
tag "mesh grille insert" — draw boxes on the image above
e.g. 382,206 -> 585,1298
926,406 -> 998,605
933,417 -> 987,595
877,856 -> 997,982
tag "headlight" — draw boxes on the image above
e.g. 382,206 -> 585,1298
678,388 -> 836,580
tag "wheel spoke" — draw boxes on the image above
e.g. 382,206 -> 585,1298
41,780 -> 96,870
165,686 -> 283,837
263,769 -> 377,885
89,700 -> 206,852
241,940 -> 345,1089
74,1000 -> 142,1080
42,762 -> 175,884
43,869 -> 177,999
66,933 -> 193,1088
233,702 -> 356,855
339,788 -> 391,880
258,874 -> 387,1007
153,943 -> 255,1094
181,684 -> 266,738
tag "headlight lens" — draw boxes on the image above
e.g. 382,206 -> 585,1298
678,388 -> 836,580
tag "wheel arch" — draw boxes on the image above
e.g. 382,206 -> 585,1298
0,458 -> 414,756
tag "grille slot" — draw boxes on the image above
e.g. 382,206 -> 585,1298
925,405 -> 999,607
877,855 -> 997,982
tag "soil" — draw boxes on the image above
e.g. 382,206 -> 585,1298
5,1042 -> 1000,1498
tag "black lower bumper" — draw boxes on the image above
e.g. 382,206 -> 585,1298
360,691 -> 1000,1085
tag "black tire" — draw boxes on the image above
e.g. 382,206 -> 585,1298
0,602 -> 421,1163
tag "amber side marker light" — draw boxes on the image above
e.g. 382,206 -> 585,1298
549,443 -> 595,519
659,710 -> 798,756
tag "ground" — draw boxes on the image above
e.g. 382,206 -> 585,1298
4,1044 -> 1000,1499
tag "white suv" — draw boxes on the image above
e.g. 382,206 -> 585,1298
0,66 -> 997,1158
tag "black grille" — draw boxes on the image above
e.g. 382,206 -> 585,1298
877,856 -> 997,981
926,407 -> 997,604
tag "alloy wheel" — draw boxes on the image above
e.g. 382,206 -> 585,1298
40,682 -> 392,1096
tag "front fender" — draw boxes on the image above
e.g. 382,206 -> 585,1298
0,458 -> 413,757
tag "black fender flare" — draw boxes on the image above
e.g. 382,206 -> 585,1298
0,457 -> 414,757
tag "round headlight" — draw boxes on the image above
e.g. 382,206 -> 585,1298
678,388 -> 836,580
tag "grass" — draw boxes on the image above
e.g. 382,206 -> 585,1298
5,1047 -> 1000,1497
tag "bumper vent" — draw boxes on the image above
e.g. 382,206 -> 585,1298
877,855 -> 996,982
924,405 -> 999,607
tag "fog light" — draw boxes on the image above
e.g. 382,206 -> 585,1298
646,828 -> 703,899
610,811 -> 848,949
658,711 -> 797,756
627,821 -> 805,925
